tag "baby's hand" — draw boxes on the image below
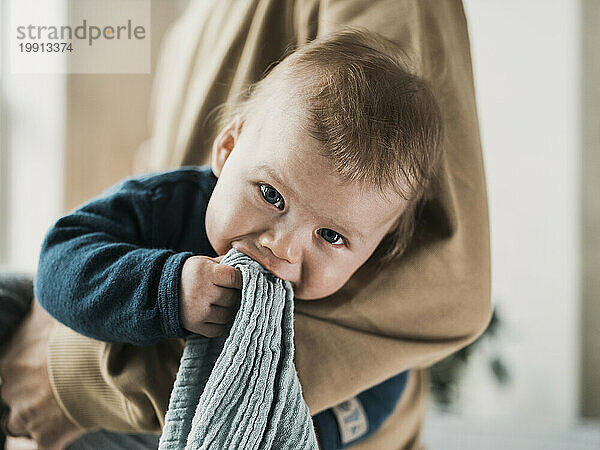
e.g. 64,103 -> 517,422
179,255 -> 242,337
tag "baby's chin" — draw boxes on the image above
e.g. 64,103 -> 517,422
292,284 -> 335,301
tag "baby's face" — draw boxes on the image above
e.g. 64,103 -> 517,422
205,105 -> 407,300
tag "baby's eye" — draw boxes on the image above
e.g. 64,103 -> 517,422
318,228 -> 344,245
260,184 -> 285,210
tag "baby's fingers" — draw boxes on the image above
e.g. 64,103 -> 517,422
205,304 -> 237,324
212,264 -> 243,289
211,286 -> 241,309
194,323 -> 227,338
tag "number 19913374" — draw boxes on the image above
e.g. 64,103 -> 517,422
19,42 -> 73,52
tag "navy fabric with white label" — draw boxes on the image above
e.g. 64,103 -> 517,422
313,371 -> 409,449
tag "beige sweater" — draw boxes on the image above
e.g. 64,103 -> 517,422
47,1 -> 491,448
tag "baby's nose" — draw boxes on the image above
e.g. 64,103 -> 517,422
259,230 -> 302,265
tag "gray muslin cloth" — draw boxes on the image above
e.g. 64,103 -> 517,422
158,249 -> 318,450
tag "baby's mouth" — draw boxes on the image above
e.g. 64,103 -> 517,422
231,242 -> 293,283
231,242 -> 273,272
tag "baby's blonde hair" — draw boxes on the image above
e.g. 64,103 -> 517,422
224,28 -> 443,262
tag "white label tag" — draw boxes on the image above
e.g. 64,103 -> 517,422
331,397 -> 369,444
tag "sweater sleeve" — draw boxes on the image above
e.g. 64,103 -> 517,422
313,371 -> 409,449
36,177 -> 192,345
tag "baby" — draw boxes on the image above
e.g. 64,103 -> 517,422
35,28 -> 442,445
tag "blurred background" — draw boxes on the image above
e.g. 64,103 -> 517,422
0,0 -> 599,448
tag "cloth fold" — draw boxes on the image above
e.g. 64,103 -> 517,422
158,249 -> 318,449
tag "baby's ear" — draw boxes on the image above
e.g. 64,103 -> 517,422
211,116 -> 244,177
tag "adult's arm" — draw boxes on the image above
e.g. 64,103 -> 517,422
47,0 -> 491,447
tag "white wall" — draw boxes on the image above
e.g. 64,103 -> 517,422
460,0 -> 581,423
0,0 -> 189,271
1,0 -> 67,271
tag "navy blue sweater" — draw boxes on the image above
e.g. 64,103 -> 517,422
36,166 -> 409,448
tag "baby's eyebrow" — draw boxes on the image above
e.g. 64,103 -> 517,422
256,165 -> 300,202
317,211 -> 366,243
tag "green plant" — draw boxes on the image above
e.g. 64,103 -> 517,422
429,307 -> 510,409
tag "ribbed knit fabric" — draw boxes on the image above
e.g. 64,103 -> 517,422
0,271 -> 33,343
158,249 -> 318,450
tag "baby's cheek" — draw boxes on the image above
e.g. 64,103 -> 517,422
301,267 -> 349,299
206,202 -> 237,253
